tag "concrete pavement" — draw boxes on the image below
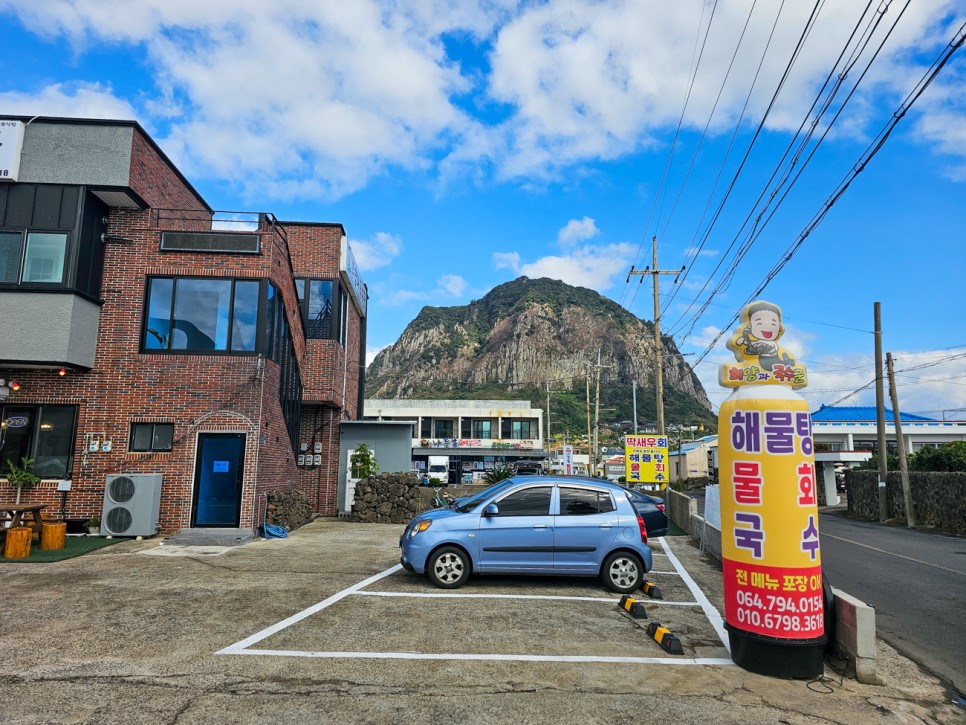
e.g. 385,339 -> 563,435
0,519 -> 960,724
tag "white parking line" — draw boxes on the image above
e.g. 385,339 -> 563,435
229,649 -> 734,666
216,565 -> 402,655
661,539 -> 729,653
217,546 -> 730,663
356,591 -> 703,606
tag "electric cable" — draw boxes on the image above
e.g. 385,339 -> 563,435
675,18 -> 965,372
657,0 -> 827,329
669,0 -> 899,340
621,0 -> 717,311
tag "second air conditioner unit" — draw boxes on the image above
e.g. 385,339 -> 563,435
100,474 -> 163,537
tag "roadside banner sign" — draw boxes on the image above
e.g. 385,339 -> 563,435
563,445 -> 574,475
624,435 -> 669,485
718,301 -> 825,679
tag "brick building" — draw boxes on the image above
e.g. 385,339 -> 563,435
0,116 -> 366,535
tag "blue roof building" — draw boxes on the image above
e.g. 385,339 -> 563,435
810,405 -> 966,457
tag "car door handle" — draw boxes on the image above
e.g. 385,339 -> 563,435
533,524 -> 548,529
598,524 -> 612,529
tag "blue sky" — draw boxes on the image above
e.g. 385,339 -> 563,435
2,0 -> 964,418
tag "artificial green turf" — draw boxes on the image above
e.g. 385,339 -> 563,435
0,534 -> 123,563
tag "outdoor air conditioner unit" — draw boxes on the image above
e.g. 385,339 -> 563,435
101,474 -> 163,537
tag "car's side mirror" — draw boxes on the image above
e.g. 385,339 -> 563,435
483,503 -> 499,517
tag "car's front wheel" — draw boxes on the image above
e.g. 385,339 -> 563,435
601,551 -> 643,593
427,546 -> 470,589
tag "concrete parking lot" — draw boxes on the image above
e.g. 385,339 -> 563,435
0,520 -> 958,724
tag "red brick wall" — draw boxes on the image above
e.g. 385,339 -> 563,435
283,222 -> 368,515
129,128 -> 208,212
2,143 -> 310,532
297,405 -> 342,516
1,131 -> 361,530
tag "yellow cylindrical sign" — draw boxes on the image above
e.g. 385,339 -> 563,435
718,300 -> 824,678
719,385 -> 822,639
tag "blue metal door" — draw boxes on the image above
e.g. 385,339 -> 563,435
192,433 -> 245,527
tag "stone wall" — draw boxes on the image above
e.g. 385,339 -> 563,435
846,470 -> 966,535
266,489 -> 314,531
350,472 -> 425,524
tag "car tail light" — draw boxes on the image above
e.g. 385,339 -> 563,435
637,514 -> 648,544
656,503 -> 665,512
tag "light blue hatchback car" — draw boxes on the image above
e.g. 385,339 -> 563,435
400,476 -> 653,593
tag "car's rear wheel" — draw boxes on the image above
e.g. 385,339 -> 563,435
601,551 -> 643,593
427,546 -> 470,589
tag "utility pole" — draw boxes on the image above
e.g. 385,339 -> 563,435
585,373 -> 592,472
545,380 -> 551,447
886,352 -> 916,528
632,380 -> 638,434
874,302 -> 889,521
594,348 -> 603,477
627,237 -> 684,434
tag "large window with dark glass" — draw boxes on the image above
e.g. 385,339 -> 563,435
266,283 -> 302,448
140,277 -> 302,447
0,405 -> 76,478
143,277 -> 260,353
295,279 -> 334,339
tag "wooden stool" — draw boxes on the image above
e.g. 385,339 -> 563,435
3,527 -> 32,558
41,522 -> 67,551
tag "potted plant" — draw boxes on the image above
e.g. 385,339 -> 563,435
85,516 -> 101,535
4,456 -> 41,504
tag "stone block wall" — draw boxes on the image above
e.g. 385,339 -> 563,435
266,489 -> 314,531
846,470 -> 966,535
350,472 -> 425,524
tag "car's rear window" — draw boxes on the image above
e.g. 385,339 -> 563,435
558,487 -> 615,515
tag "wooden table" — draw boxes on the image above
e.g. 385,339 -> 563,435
0,503 -> 47,543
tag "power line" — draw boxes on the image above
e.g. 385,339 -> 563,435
658,0 -> 828,330
678,18 -> 965,371
621,0 -> 717,312
669,0 -> 903,340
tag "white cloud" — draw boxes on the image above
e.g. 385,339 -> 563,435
350,232 -> 403,271
379,288 -> 429,306
3,0 -> 961,194
492,251 -> 521,271
682,329 -> 966,418
438,273 -> 467,297
516,241 -> 637,292
0,82 -> 137,120
372,271 -> 468,307
557,216 -> 599,247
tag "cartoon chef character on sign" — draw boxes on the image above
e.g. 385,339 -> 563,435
728,300 -> 797,372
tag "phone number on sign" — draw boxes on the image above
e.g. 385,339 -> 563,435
736,590 -> 823,614
735,590 -> 823,634
735,608 -> 823,633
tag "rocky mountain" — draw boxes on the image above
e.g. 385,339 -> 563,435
366,277 -> 714,432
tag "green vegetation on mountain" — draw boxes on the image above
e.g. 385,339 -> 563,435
369,276 -> 715,437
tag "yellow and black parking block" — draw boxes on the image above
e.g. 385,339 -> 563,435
646,622 -> 685,655
619,594 -> 648,619
641,581 -> 663,599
